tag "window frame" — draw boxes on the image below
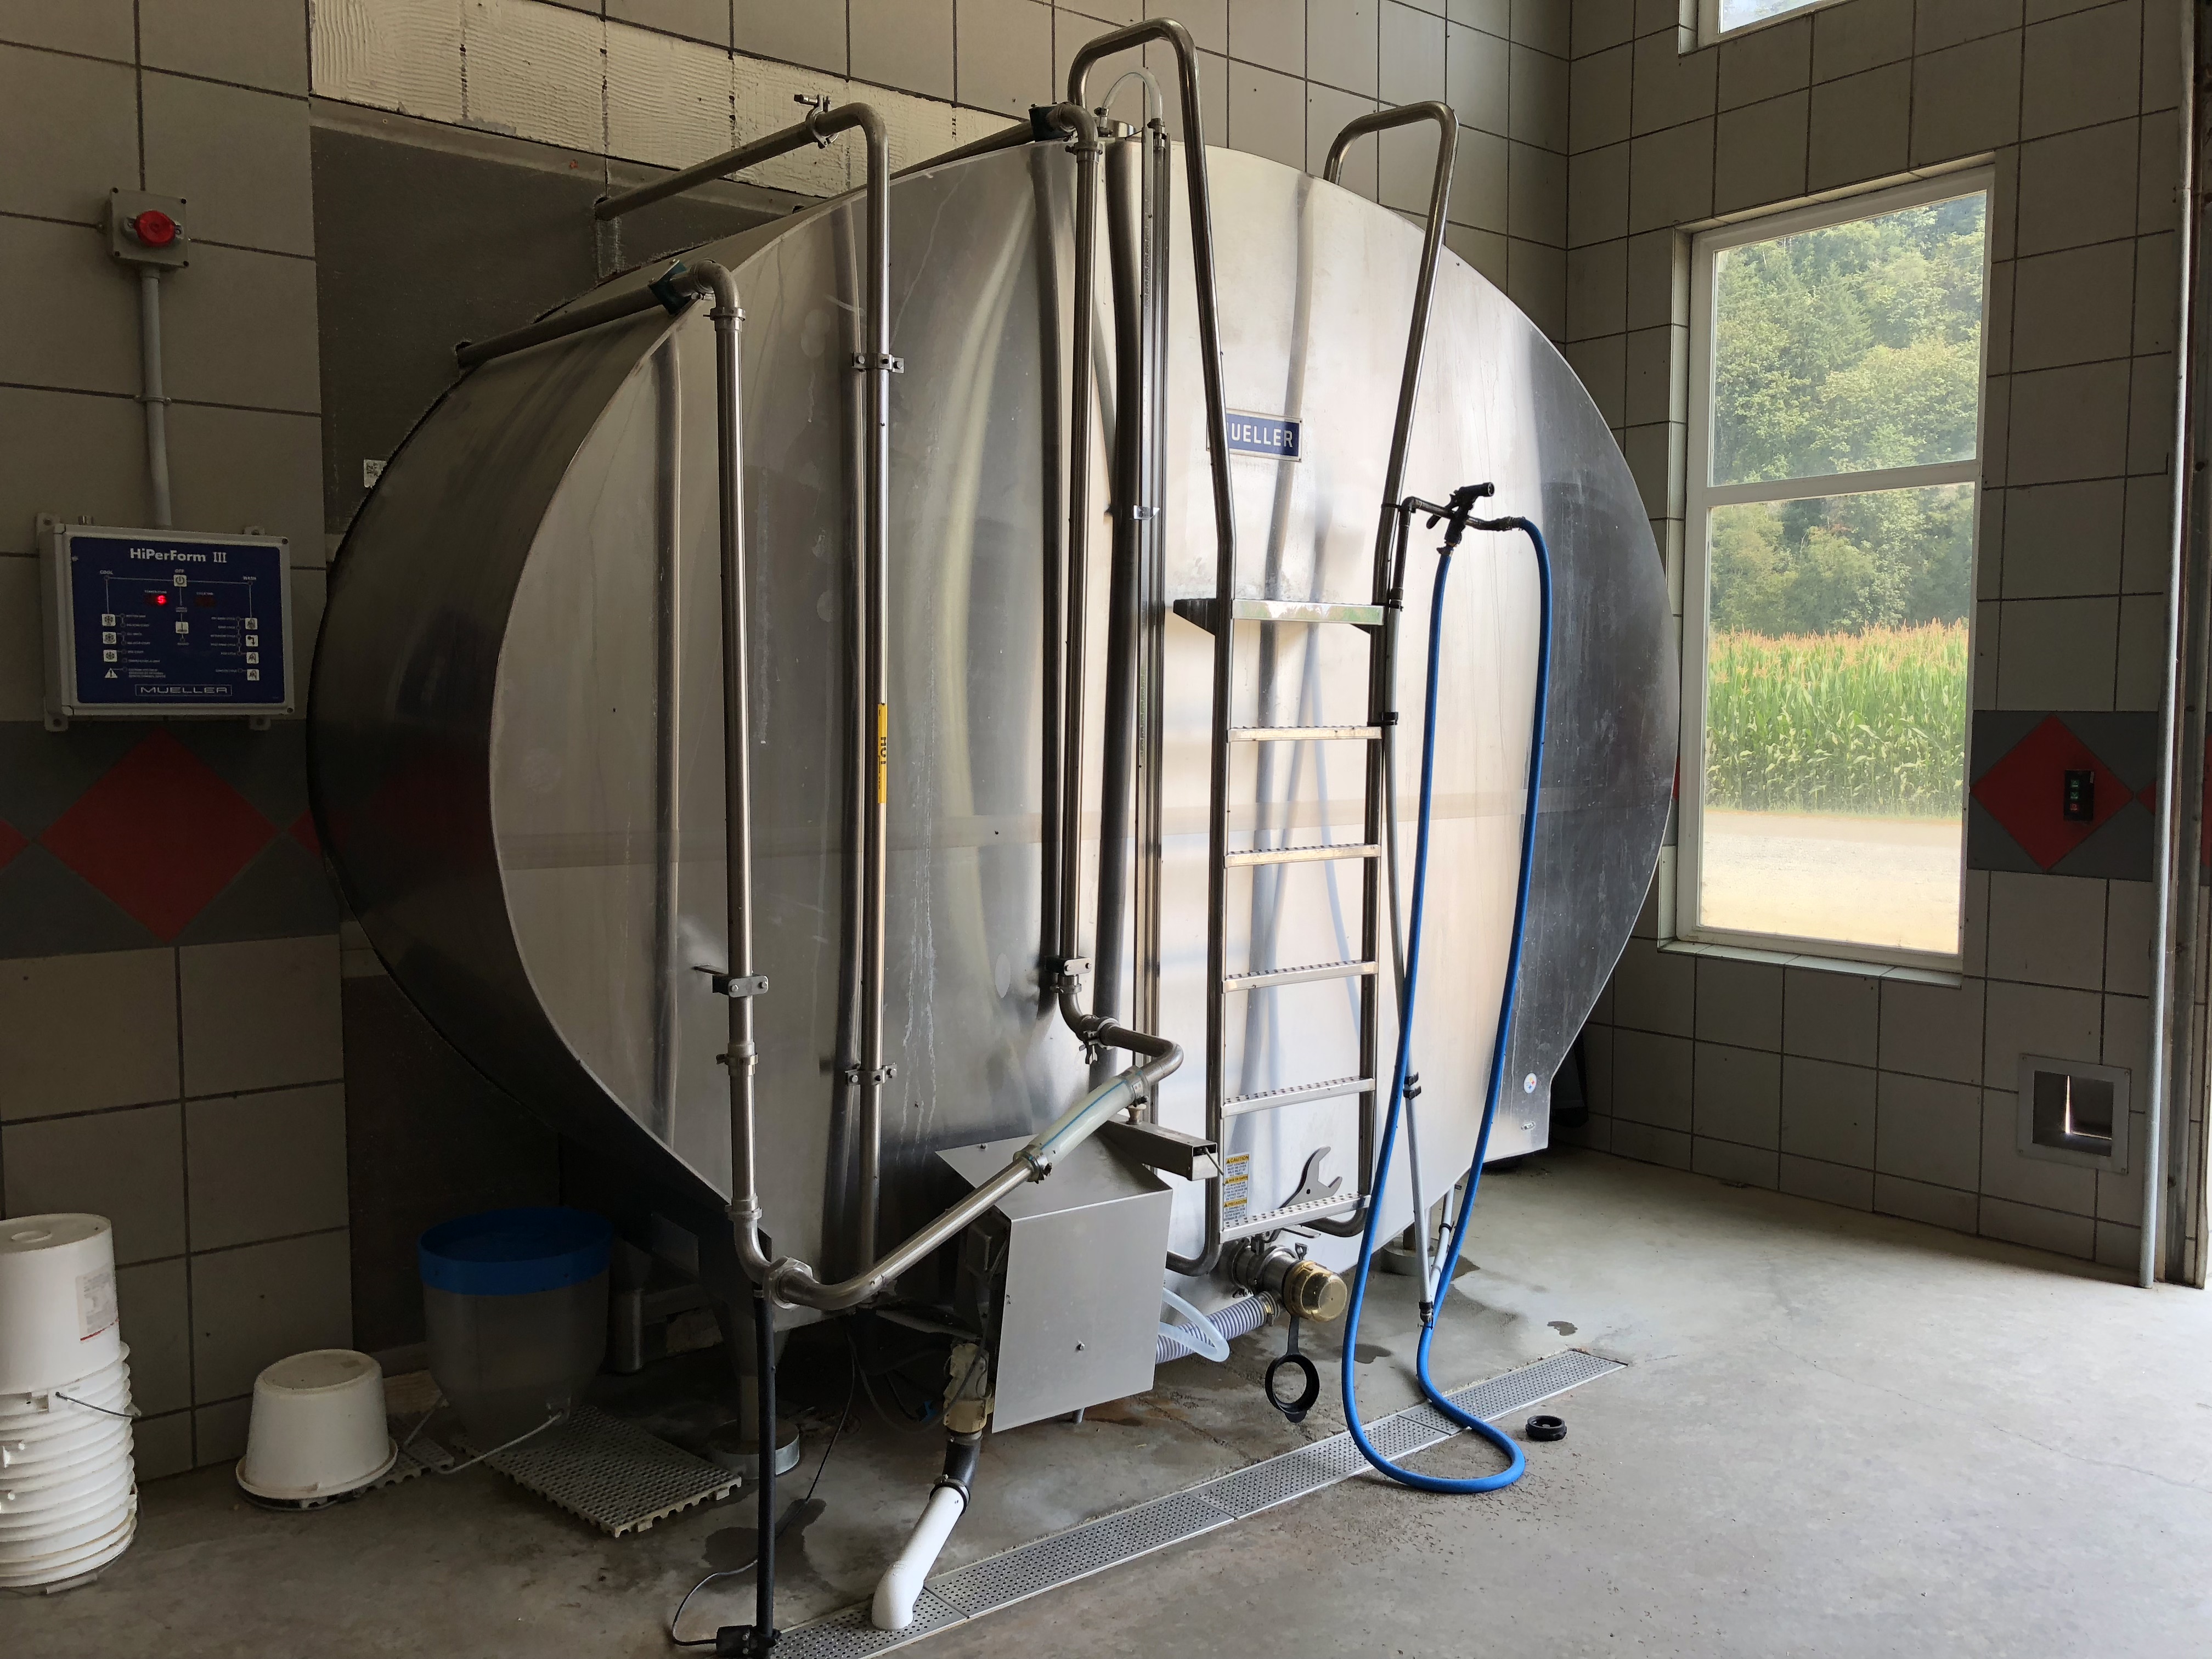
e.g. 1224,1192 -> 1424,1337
1696,0 -> 1853,46
1676,166 -> 1997,974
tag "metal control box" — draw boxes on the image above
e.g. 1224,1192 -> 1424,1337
939,1136 -> 1173,1432
43,524 -> 293,723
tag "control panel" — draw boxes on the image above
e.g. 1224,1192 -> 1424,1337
42,524 -> 292,725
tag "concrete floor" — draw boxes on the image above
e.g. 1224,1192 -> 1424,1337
9,1148 -> 2211,1657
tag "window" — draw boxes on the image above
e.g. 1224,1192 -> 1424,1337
1679,171 -> 1993,970
1697,0 -> 1847,44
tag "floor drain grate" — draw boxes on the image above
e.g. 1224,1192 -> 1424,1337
785,1347 -> 1623,1654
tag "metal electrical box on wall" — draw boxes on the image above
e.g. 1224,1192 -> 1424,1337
42,523 -> 294,726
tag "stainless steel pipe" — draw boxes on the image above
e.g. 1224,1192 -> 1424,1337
1068,18 -> 1240,1276
137,268 -> 173,530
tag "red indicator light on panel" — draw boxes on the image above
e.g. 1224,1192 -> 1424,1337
131,210 -> 178,247
149,592 -> 169,606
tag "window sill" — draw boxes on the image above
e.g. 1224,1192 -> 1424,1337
1656,936 -> 1963,988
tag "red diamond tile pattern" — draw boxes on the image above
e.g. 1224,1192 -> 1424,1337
288,808 -> 320,855
40,731 -> 276,940
1971,715 -> 2126,871
0,818 -> 25,872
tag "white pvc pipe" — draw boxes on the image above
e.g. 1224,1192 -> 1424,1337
137,268 -> 172,529
871,1483 -> 966,1632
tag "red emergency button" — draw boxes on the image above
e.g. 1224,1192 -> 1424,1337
131,209 -> 178,247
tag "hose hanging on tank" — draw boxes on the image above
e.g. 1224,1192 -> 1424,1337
1339,495 -> 1552,1494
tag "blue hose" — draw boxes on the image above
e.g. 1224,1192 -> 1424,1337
1339,514 -> 1551,1493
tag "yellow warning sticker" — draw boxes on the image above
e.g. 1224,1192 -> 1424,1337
875,703 -> 888,804
1221,1150 -> 1251,1214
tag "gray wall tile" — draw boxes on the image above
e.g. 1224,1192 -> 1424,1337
1983,979 -> 2102,1081
134,1410 -> 194,1480
737,0 -> 849,73
1622,322 -> 1684,425
1812,0 -> 1915,80
958,0 -> 1050,112
1985,871 -> 2107,989
1613,1028 -> 1694,1128
1996,596 -> 2118,707
1874,1170 -> 1979,1230
166,404 -> 326,560
117,1256 -> 192,1414
1999,479 -> 2125,597
1628,117 -> 1712,232
1876,1070 -> 1982,1188
1571,43 -> 1632,150
1780,1152 -> 1875,1209
1807,61 -> 1909,189
1630,31 -> 1716,136
1511,0 -> 1566,54
1510,41 -> 1569,148
2,1103 -> 186,1266
162,242 -> 322,414
1449,19 -> 1511,135
1308,82 -> 1381,195
1915,0 -> 2024,52
1713,89 -> 1808,212
0,0 -> 136,60
1449,122 -> 1510,228
1784,966 -> 1881,1064
1909,30 -> 2021,164
1382,1 -> 1447,101
1694,952 -> 1783,1049
2010,240 -> 2136,374
1611,1117 -> 1692,1168
1694,1041 -> 1781,1147
2007,359 -> 2130,483
185,1083 -> 348,1251
1693,1135 -> 1778,1187
1571,0 -> 1635,55
1506,235 -> 1566,335
140,0 -> 311,96
1509,140 -> 1567,243
1233,0 -> 1308,77
1308,0 -> 1381,93
1564,332 -> 1627,422
0,46 -> 140,225
853,0 -> 955,100
189,1228 -> 352,1402
144,74 -> 315,259
609,0 -> 733,47
180,935 -> 342,1097
1568,140 -> 1629,242
2018,120 -> 2141,255
1880,975 -> 1984,1083
1978,1192 -> 2095,1257
1718,14 -> 1810,107
1612,935 -> 1694,1032
1780,1055 -> 1876,1165
0,949 -> 180,1120
0,217 -> 141,396
2019,0 -> 2143,142
1232,58 -> 1310,165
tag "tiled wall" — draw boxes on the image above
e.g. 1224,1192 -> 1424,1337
309,0 -> 1573,339
1562,0 -> 2199,1269
0,1 -> 347,1474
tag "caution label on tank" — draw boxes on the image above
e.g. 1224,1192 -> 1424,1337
1221,1152 -> 1251,1217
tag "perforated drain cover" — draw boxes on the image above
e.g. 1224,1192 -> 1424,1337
787,1347 -> 1623,1653
459,1403 -> 737,1536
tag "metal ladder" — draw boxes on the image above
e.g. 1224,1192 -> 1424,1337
1169,101 -> 1461,1274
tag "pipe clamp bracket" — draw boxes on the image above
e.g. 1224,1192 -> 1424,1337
853,352 -> 906,373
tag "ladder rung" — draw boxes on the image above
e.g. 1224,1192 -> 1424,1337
1172,597 -> 1386,634
1227,725 -> 1380,742
1226,842 -> 1381,867
1223,959 -> 1376,991
1223,1076 -> 1375,1117
1222,1193 -> 1363,1239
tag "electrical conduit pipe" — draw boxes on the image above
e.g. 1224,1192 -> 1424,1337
1339,510 -> 1553,1493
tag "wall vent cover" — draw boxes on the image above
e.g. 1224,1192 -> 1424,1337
2016,1054 -> 2130,1173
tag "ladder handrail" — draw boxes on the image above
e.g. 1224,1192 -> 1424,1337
1066,21 -> 1240,1275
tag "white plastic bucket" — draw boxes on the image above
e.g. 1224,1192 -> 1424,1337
236,1350 -> 395,1502
0,1216 -> 120,1395
0,1348 -> 137,1588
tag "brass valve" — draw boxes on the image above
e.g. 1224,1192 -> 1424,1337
1227,1237 -> 1348,1323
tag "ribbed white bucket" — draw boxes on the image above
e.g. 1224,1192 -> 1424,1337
0,1211 -> 138,1590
